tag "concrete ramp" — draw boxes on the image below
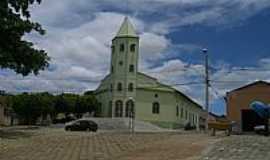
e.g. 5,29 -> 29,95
132,120 -> 167,132
81,118 -> 166,132
82,118 -> 129,131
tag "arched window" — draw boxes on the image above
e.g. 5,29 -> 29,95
192,114 -> 195,125
115,100 -> 123,117
111,66 -> 114,73
128,83 -> 133,92
129,65 -> 134,72
117,83 -> 122,91
130,44 -> 136,52
120,44 -> 125,52
152,102 -> 160,114
110,84 -> 113,92
111,45 -> 115,53
109,101 -> 112,117
181,107 -> 183,118
125,100 -> 134,117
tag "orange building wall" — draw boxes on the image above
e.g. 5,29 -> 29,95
226,83 -> 270,131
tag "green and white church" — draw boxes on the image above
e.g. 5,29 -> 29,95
95,17 -> 203,129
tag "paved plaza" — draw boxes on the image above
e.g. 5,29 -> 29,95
1,127 -> 270,160
201,135 -> 270,160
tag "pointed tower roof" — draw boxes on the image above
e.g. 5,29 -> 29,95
115,17 -> 138,38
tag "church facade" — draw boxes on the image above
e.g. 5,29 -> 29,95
94,17 -> 203,129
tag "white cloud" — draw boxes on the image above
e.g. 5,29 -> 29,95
142,59 -> 205,104
140,57 -> 270,107
140,32 -> 170,61
2,10 -> 173,94
210,58 -> 270,97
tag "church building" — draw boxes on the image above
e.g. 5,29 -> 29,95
95,17 -> 203,129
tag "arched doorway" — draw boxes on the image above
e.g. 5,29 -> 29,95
115,100 -> 123,117
125,100 -> 134,117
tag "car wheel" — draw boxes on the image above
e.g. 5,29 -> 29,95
92,127 -> 97,132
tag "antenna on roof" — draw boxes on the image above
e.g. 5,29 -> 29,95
125,0 -> 129,17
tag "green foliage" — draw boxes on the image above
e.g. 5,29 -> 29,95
12,93 -> 42,124
54,93 -> 77,114
35,92 -> 55,117
75,95 -> 98,115
11,92 -> 99,124
54,95 -> 68,114
0,0 -> 50,76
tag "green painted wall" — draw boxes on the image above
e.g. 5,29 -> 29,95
135,88 -> 201,129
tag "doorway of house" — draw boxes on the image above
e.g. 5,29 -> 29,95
241,109 -> 267,132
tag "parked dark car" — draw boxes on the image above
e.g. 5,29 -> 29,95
65,119 -> 98,132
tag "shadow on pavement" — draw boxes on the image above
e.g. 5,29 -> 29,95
0,126 -> 39,139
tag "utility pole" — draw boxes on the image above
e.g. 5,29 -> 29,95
202,48 -> 209,131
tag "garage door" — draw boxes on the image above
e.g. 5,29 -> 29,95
241,109 -> 267,132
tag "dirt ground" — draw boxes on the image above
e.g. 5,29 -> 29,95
0,127 -> 220,160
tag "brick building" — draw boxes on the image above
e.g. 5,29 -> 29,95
226,81 -> 270,132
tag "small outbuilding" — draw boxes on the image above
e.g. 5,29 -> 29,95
226,81 -> 270,132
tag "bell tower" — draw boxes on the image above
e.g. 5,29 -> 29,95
110,17 -> 139,117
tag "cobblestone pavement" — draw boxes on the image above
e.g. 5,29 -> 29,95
200,135 -> 270,160
0,127 -> 216,160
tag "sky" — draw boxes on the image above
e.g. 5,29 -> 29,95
1,0 -> 270,115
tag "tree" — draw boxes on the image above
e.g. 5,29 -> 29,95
54,94 -> 68,114
74,95 -> 98,117
36,92 -> 55,118
0,0 -> 50,76
12,93 -> 43,124
54,93 -> 78,115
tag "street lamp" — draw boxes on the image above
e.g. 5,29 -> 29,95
202,48 -> 208,54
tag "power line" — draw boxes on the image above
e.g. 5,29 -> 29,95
0,76 -> 204,86
93,81 -> 205,94
211,80 -> 249,83
210,80 -> 255,84
171,82 -> 204,86
0,79 -> 204,94
209,85 -> 225,98
145,66 -> 203,75
0,78 -> 101,83
210,66 -> 270,72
